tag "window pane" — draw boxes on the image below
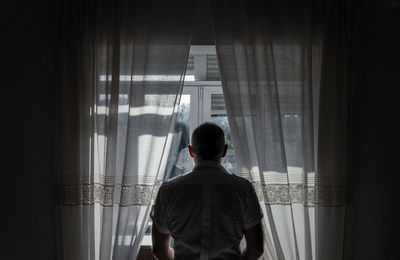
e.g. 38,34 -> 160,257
142,95 -> 192,246
163,95 -> 193,181
211,115 -> 237,174
210,94 -> 237,174
207,55 -> 220,81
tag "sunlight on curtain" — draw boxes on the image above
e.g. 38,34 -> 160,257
56,0 -> 194,259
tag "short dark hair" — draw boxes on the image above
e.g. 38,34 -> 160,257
191,122 -> 225,160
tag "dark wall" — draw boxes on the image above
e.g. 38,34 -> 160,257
345,1 -> 400,259
2,1 -> 57,259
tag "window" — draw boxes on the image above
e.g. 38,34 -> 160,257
162,85 -> 237,181
140,46 -> 237,247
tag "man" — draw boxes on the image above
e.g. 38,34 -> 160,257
151,122 -> 264,259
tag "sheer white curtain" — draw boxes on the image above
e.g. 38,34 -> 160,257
212,0 -> 352,259
56,0 -> 194,259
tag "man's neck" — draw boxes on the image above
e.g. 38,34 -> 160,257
194,158 -> 221,165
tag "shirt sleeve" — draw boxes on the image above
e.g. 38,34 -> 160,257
150,185 -> 170,234
243,182 -> 263,230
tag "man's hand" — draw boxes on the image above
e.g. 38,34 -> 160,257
151,225 -> 174,260
242,222 -> 264,260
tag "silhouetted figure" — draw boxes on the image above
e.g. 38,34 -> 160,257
151,122 -> 264,259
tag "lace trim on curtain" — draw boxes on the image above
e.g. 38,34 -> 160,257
58,181 -> 162,207
251,182 -> 348,207
57,181 -> 346,207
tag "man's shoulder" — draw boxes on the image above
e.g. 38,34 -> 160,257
228,173 -> 254,189
161,172 -> 192,188
230,173 -> 252,184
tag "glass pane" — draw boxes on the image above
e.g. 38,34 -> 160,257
211,115 -> 237,174
163,95 -> 193,181
210,94 -> 236,174
207,55 -> 220,81
142,95 -> 192,246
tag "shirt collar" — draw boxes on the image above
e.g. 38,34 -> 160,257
193,160 -> 229,174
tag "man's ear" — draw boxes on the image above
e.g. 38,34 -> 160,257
188,144 -> 195,158
221,144 -> 228,158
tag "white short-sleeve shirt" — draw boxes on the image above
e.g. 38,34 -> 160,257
151,160 -> 263,259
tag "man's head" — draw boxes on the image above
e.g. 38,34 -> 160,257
188,122 -> 228,163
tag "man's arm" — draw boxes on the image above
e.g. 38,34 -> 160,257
242,222 -> 264,260
151,225 -> 174,260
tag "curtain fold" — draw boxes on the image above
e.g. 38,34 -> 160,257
212,0 -> 352,259
56,0 -> 194,259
